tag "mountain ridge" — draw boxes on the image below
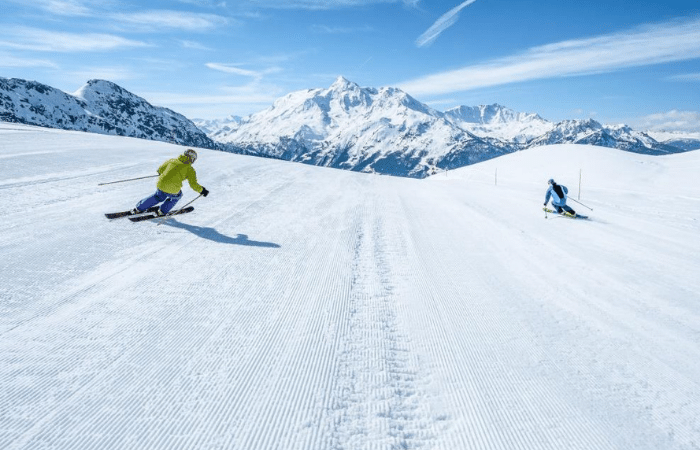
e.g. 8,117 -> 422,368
0,77 -> 216,149
2,75 -> 698,179
208,76 -> 689,177
212,77 -> 517,178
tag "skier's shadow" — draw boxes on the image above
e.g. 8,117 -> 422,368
164,220 -> 281,248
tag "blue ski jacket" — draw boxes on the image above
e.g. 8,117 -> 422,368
545,184 -> 569,207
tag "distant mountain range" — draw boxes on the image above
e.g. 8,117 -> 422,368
2,75 -> 698,178
0,77 -> 215,149
196,77 -> 694,177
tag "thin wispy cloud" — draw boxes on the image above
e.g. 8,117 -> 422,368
70,66 -> 140,83
145,81 -> 284,117
668,72 -> 700,81
206,63 -> 282,78
10,1 -> 230,32
0,53 -> 58,69
112,10 -> 229,32
0,27 -> 149,52
180,40 -> 214,51
311,24 -> 374,34
6,0 -> 94,16
177,0 -> 228,7
245,0 -> 416,10
42,0 -> 92,16
156,89 -> 278,106
416,0 -> 478,48
253,51 -> 311,64
400,17 -> 700,96
635,110 -> 700,132
206,63 -> 260,77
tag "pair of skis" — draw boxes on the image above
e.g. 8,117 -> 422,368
105,206 -> 194,222
543,207 -> 588,220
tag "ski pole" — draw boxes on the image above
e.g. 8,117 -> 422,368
569,197 -> 593,210
98,174 -> 158,186
172,194 -> 202,214
156,194 -> 203,225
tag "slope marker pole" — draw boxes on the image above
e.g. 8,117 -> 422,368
578,169 -> 582,200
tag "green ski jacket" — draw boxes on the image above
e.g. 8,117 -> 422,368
156,155 -> 203,195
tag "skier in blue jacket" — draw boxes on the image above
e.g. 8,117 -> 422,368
544,179 -> 577,216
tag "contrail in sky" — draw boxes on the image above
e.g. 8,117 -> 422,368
416,0 -> 479,48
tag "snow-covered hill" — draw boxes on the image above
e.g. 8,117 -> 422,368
0,77 -> 215,149
2,123 -> 699,450
208,77 -> 684,177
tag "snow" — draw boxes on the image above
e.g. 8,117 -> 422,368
1,123 -> 699,450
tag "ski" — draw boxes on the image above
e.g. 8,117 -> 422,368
543,208 -> 588,219
129,206 -> 194,222
105,206 -> 160,219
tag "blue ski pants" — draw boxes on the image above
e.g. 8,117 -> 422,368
136,189 -> 182,214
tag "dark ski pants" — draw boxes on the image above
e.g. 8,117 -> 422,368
554,204 -> 576,215
136,189 -> 182,214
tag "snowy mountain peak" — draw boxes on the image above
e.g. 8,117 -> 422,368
193,115 -> 243,138
606,123 -> 635,137
329,76 -> 359,91
445,104 -> 545,125
443,103 -> 553,144
566,118 -> 603,129
73,79 -> 134,101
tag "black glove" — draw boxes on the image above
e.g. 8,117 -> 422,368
201,187 -> 209,197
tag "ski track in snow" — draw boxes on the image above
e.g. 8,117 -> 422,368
1,126 -> 699,449
323,189 -> 441,449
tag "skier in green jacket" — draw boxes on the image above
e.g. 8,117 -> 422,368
132,149 -> 209,216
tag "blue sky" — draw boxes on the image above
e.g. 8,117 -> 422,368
1,0 -> 699,131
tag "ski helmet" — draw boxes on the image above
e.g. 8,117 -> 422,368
184,149 -> 197,164
548,178 -> 555,185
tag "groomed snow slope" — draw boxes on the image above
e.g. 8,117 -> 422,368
1,123 -> 699,450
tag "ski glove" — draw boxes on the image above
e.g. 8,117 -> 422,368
201,187 -> 209,197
